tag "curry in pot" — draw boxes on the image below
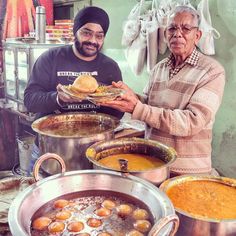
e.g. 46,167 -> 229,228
98,153 -> 166,171
31,190 -> 154,236
166,180 -> 236,220
39,121 -> 112,137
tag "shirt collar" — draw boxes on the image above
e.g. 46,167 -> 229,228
166,48 -> 200,67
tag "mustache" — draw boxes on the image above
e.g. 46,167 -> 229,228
82,41 -> 99,49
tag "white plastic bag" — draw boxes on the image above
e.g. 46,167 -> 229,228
125,18 -> 147,75
197,0 -> 220,55
121,0 -> 151,47
146,0 -> 159,72
157,9 -> 168,55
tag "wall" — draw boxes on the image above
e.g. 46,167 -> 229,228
89,0 -> 236,178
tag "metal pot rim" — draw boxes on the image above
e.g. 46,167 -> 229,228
31,112 -> 119,138
160,174 -> 236,222
8,169 -> 176,236
86,137 -> 177,173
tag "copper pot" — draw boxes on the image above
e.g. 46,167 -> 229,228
8,153 -> 179,236
86,138 -> 177,186
160,175 -> 236,236
31,112 -> 119,175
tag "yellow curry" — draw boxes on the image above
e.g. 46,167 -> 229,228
98,153 -> 165,171
166,180 -> 236,220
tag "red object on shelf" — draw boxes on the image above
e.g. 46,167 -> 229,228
39,0 -> 53,25
2,0 -> 53,39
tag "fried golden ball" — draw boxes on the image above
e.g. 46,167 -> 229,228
53,199 -> 69,209
133,220 -> 151,233
32,216 -> 52,230
132,209 -> 149,220
97,232 -> 112,236
75,233 -> 90,236
55,210 -> 72,220
48,221 -> 65,233
126,230 -> 144,236
71,75 -> 98,93
67,221 -> 84,232
116,204 -> 133,216
95,207 -> 111,217
101,199 -> 116,209
87,218 -> 103,227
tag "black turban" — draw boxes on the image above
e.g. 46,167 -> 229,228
73,6 -> 110,36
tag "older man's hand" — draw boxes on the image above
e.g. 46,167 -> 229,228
100,81 -> 139,113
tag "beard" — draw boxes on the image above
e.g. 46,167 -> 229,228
74,39 -> 101,57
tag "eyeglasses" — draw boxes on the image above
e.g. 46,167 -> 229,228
79,29 -> 105,41
167,25 -> 198,35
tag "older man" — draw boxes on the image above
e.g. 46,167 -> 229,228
102,6 -> 225,175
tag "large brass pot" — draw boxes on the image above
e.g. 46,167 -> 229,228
31,112 -> 119,175
8,153 -> 179,236
86,137 -> 177,186
160,175 -> 236,236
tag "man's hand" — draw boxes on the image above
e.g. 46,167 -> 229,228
100,81 -> 139,113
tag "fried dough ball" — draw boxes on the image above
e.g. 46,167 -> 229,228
48,221 -> 65,233
67,221 -> 84,232
32,216 -> 52,230
133,220 -> 151,233
101,199 -> 116,209
71,75 -> 98,93
126,230 -> 144,236
75,233 -> 90,236
132,209 -> 149,220
95,207 -> 111,217
55,210 -> 72,220
116,204 -> 133,216
97,232 -> 112,236
87,218 -> 102,227
53,199 -> 69,209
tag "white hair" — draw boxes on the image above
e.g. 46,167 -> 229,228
168,5 -> 200,27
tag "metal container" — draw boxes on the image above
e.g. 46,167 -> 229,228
35,6 -> 46,43
17,135 -> 35,172
31,112 -> 119,175
160,175 -> 236,236
8,153 -> 179,236
86,138 -> 177,186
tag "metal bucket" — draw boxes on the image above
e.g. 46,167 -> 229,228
31,112 -> 119,175
17,136 -> 35,172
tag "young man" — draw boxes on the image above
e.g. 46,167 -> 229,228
24,6 -> 124,173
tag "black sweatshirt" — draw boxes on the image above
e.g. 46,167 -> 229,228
24,45 -> 124,120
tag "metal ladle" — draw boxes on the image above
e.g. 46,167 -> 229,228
118,158 -> 128,172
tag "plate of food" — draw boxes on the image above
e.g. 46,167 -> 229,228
61,74 -> 98,100
61,75 -> 124,102
87,87 -> 124,103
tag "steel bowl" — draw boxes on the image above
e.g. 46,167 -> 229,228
86,138 -> 177,186
160,175 -> 236,236
31,112 -> 119,175
8,153 -> 179,236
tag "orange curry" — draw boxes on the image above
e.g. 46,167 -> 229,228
166,180 -> 236,220
98,153 -> 165,171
